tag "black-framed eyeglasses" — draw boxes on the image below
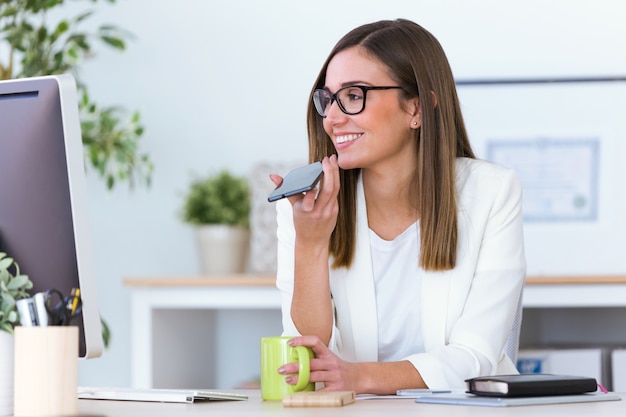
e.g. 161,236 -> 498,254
313,85 -> 403,117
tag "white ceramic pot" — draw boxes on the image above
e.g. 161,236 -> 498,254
0,331 -> 14,416
194,225 -> 250,274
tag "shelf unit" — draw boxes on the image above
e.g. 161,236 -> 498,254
124,274 -> 626,389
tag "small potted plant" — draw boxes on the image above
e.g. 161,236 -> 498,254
0,253 -> 33,334
181,170 -> 251,274
0,252 -> 33,416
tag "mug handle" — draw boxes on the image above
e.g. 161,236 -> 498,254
293,346 -> 311,391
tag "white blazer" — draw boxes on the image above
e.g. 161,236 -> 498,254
276,157 -> 526,389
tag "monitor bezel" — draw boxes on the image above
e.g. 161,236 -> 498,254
0,74 -> 103,359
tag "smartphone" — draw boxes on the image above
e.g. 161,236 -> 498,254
267,161 -> 324,202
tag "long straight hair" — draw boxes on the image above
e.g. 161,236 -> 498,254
307,19 -> 475,271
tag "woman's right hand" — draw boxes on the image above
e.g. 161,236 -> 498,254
270,156 -> 340,343
270,155 -> 340,245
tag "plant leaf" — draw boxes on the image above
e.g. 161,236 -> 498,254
0,322 -> 13,334
6,275 -> 30,290
100,36 -> 125,50
0,257 -> 13,270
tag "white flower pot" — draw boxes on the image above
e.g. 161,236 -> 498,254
194,225 -> 250,274
0,331 -> 14,416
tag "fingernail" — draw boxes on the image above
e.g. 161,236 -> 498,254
277,367 -> 285,374
285,376 -> 294,384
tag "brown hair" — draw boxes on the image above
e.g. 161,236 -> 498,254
307,19 -> 475,271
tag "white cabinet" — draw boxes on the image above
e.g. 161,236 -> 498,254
125,275 -> 626,389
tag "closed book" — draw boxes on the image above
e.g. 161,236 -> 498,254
466,374 -> 598,397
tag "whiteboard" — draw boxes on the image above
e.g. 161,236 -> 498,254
457,78 -> 626,275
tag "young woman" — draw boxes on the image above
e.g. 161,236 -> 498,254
270,18 -> 526,395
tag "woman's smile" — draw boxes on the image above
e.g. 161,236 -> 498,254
335,133 -> 362,144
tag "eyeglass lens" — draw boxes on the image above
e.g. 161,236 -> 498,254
313,86 -> 403,117
314,86 -> 367,117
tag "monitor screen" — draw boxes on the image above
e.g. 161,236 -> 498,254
0,74 -> 103,358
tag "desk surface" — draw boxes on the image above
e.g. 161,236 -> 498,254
78,390 -> 624,416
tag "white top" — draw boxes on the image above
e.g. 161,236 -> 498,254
369,223 -> 424,362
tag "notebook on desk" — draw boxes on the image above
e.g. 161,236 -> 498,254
78,387 -> 248,403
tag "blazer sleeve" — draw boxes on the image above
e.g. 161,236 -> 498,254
407,161 -> 526,389
274,199 -> 342,351
275,199 -> 296,335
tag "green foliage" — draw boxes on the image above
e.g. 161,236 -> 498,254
0,0 -> 153,189
0,252 -> 110,347
101,315 -> 110,348
0,252 -> 33,334
182,171 -> 251,228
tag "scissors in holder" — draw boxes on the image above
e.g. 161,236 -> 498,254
44,288 -> 82,326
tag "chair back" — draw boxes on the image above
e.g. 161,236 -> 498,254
504,294 -> 523,365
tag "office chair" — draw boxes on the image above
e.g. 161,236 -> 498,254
504,293 -> 524,366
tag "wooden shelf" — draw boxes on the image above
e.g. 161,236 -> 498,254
123,273 -> 626,389
123,275 -> 276,287
525,275 -> 626,285
123,275 -> 626,288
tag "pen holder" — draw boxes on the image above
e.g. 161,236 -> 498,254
13,326 -> 78,416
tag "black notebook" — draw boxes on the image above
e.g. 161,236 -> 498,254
465,374 -> 598,397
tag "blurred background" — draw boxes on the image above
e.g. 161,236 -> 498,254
21,0 -> 624,388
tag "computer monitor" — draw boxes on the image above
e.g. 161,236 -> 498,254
0,74 -> 103,358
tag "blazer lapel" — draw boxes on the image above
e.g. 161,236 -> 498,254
347,177 -> 379,361
333,175 -> 378,361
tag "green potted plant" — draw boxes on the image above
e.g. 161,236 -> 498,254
0,252 -> 33,416
181,170 -> 251,275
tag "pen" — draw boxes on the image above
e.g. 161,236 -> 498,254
68,287 -> 80,315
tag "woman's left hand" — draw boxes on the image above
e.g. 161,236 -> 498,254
278,335 -> 362,392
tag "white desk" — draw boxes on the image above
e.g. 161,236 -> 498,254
78,390 -> 625,417
124,275 -> 626,389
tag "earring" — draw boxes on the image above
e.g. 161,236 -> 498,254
412,121 -> 418,126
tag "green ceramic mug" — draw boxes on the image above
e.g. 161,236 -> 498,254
260,336 -> 315,400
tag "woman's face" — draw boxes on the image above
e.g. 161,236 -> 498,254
322,46 -> 420,173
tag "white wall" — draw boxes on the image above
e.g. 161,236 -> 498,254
69,0 -> 626,386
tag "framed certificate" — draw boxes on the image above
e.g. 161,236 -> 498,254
486,138 -> 599,222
